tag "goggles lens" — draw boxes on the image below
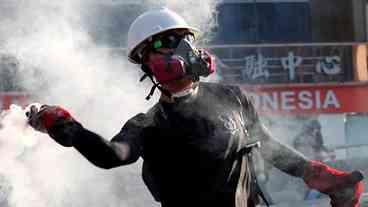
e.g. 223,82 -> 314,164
153,40 -> 163,49
152,33 -> 193,50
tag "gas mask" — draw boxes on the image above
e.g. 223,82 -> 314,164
140,37 -> 215,100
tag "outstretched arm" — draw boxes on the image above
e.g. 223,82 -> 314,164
252,126 -> 309,177
240,98 -> 310,177
26,105 -> 144,169
235,87 -> 364,207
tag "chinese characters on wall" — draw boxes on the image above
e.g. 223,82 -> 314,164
215,45 -> 353,84
243,52 -> 342,81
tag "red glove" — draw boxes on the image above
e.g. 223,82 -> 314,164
303,160 -> 364,207
26,104 -> 75,146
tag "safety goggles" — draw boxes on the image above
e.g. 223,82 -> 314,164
135,31 -> 194,63
151,32 -> 194,50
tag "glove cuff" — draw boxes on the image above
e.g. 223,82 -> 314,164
303,160 -> 364,194
304,161 -> 365,207
303,160 -> 348,193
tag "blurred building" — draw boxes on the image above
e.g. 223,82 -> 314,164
210,0 -> 366,84
207,0 -> 368,157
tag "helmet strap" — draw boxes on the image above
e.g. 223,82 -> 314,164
140,64 -> 172,100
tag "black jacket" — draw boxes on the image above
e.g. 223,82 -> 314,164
49,82 -> 310,207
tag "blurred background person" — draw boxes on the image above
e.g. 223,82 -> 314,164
293,119 -> 335,162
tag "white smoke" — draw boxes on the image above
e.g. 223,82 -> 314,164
0,0 -> 217,207
144,0 -> 217,43
2,1 -> 153,133
0,105 -> 152,207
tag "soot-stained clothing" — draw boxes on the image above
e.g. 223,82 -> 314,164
48,82 -> 309,207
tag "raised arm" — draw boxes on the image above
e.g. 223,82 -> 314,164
26,105 -> 144,169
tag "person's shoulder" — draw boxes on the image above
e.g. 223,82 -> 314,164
124,104 -> 160,128
200,81 -> 237,89
200,81 -> 242,95
199,82 -> 249,106
145,103 -> 162,118
202,82 -> 250,98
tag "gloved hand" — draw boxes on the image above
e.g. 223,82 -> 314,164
303,160 -> 364,207
25,104 -> 75,146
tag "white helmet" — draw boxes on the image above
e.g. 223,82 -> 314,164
127,7 -> 200,64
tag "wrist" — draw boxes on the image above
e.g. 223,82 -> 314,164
48,120 -> 82,147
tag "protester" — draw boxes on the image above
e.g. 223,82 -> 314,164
293,119 -> 334,162
26,8 -> 364,207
